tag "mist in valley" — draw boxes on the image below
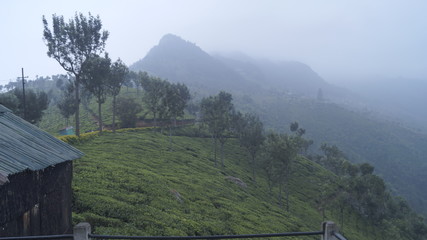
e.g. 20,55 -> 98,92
1,0 -> 426,129
1,0 -> 427,236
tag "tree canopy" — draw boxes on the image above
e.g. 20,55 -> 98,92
42,12 -> 109,136
80,54 -> 111,132
200,91 -> 234,167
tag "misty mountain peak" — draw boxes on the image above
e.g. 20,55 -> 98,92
130,34 -> 350,99
153,33 -> 206,57
158,34 -> 186,46
130,34 -> 255,94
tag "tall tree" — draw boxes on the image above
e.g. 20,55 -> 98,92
135,71 -> 149,95
57,82 -> 77,126
140,74 -> 168,127
167,83 -> 191,127
200,91 -> 234,167
320,143 -> 347,176
158,82 -> 191,149
109,59 -> 129,132
80,54 -> 111,133
262,132 -> 298,211
215,92 -> 234,167
239,113 -> 264,182
289,121 -> 312,155
230,111 -> 247,143
124,71 -> 138,92
43,12 -> 109,136
115,97 -> 142,128
0,92 -> 19,112
8,88 -> 49,124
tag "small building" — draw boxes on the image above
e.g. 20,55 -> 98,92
0,105 -> 84,236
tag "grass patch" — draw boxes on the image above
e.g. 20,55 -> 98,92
72,130 -> 388,239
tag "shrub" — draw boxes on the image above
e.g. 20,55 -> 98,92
116,97 -> 142,128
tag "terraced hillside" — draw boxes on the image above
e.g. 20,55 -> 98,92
69,128 -> 405,240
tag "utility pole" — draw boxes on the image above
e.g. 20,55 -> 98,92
20,68 -> 28,120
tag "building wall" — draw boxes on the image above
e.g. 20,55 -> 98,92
0,161 -> 73,236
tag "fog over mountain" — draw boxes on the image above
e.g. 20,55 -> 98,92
2,1 -> 427,237
130,33 -> 427,216
1,1 -> 427,85
331,76 -> 427,132
1,0 -> 427,215
132,34 -> 357,101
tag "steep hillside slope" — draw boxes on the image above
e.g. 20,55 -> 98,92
70,129 -> 395,240
128,34 -> 427,216
234,92 -> 427,216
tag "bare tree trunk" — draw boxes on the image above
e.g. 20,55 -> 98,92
214,137 -> 218,166
285,181 -> 290,212
213,136 -> 217,166
75,79 -> 80,136
154,112 -> 157,128
322,207 -> 325,221
285,169 -> 290,212
169,123 -> 173,151
98,100 -> 102,133
112,95 -> 116,133
220,141 -> 225,167
278,180 -> 283,209
251,154 -> 256,183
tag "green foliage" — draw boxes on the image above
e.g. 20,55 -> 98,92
200,91 -> 235,167
23,89 -> 49,124
0,88 -> 49,124
68,129 -> 423,240
261,132 -> 298,211
0,92 -> 19,112
312,144 -> 427,239
81,54 -> 112,105
42,13 -> 109,74
42,12 -> 109,136
115,97 -> 142,128
109,59 -> 130,97
165,82 -> 191,124
57,82 -> 77,123
237,113 -> 264,182
58,131 -> 100,145
237,93 -> 427,216
129,35 -> 427,218
80,54 -> 112,132
139,73 -> 165,124
109,59 -> 130,132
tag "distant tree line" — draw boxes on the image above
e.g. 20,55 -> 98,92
0,87 -> 48,124
39,12 -> 194,135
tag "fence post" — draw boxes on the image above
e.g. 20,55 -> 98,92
322,221 -> 338,240
74,222 -> 91,240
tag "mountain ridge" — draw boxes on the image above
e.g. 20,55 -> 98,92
131,34 -> 258,95
129,33 -> 427,216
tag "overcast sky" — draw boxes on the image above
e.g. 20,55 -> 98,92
1,0 -> 426,85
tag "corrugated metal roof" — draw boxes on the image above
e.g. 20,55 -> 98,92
0,105 -> 12,114
0,104 -> 84,176
0,170 -> 8,185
